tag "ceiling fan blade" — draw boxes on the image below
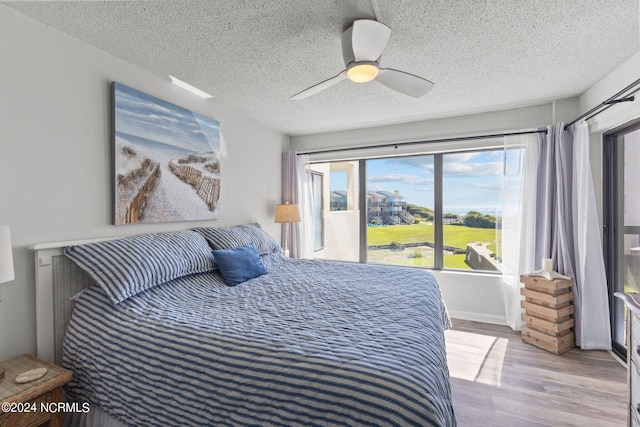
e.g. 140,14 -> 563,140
348,19 -> 391,62
376,68 -> 434,98
290,71 -> 347,100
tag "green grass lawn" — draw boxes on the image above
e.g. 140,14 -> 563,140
366,222 -> 501,270
367,222 -> 500,249
367,221 -> 435,245
444,253 -> 470,269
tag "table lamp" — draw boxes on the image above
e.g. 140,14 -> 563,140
275,204 -> 301,257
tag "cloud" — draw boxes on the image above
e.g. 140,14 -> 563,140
114,83 -> 220,152
367,183 -> 386,192
368,173 -> 434,186
381,153 -> 500,176
444,161 -> 503,177
390,157 -> 434,169
443,152 -> 481,163
467,182 -> 503,191
445,181 -> 502,195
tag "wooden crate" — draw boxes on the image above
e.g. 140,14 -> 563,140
520,274 -> 575,354
521,325 -> 575,355
520,300 -> 574,323
521,313 -> 574,336
520,275 -> 573,296
520,287 -> 574,309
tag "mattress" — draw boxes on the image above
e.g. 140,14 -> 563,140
63,254 -> 456,426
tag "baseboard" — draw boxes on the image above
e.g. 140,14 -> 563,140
448,310 -> 507,326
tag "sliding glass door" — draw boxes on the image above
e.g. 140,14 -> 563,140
605,121 -> 640,357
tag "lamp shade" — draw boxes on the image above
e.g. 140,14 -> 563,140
275,204 -> 301,223
0,225 -> 15,284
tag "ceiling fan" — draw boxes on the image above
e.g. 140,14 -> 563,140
291,19 -> 434,100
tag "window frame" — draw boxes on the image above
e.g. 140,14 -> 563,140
309,143 -> 515,274
307,169 -> 325,252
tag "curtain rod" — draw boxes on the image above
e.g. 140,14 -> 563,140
296,128 -> 547,156
564,77 -> 640,130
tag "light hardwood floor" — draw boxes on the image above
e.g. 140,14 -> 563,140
446,319 -> 627,427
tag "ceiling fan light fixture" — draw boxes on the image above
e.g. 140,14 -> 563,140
346,62 -> 379,83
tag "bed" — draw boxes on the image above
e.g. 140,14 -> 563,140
32,224 -> 456,426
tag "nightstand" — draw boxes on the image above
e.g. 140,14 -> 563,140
0,354 -> 72,427
520,275 -> 575,354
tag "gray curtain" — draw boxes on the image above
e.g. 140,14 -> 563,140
535,122 -> 611,349
282,151 -> 301,258
536,124 -> 576,273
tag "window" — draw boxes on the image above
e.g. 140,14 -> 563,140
310,146 -> 519,273
442,151 -> 503,271
367,156 -> 434,268
604,121 -> 640,358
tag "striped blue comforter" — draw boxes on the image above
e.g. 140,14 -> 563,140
63,255 -> 456,426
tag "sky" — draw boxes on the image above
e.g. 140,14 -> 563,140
114,82 -> 220,153
331,150 -> 524,215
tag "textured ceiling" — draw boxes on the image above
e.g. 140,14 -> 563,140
4,0 -> 640,135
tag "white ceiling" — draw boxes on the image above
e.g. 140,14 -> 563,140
4,0 -> 640,135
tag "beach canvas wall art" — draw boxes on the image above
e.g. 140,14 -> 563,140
113,82 -> 221,225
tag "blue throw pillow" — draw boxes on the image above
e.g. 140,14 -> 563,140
212,243 -> 268,286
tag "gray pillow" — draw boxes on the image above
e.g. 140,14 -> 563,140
192,223 -> 281,255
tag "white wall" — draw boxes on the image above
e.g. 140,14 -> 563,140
290,99 -> 580,326
0,6 -> 285,360
291,100 -> 578,154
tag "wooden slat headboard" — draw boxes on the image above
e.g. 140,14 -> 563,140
31,237 -> 118,364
